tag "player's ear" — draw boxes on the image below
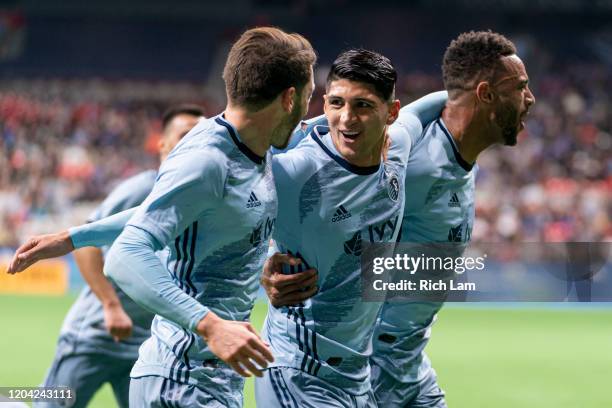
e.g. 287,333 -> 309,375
280,87 -> 297,113
386,99 -> 400,125
475,81 -> 494,104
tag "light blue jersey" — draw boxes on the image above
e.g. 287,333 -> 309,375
79,114 -> 278,408
39,170 -> 157,408
59,170 -> 156,359
371,117 -> 477,406
262,119 -> 416,395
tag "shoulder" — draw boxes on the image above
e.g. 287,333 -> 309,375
273,125 -> 328,184
387,122 -> 413,161
88,170 -> 158,221
395,110 -> 430,147
121,169 -> 158,190
161,146 -> 227,184
273,114 -> 329,154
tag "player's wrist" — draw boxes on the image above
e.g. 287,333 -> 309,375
196,311 -> 221,340
58,230 -> 75,250
101,298 -> 123,310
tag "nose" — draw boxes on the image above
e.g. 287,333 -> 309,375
340,105 -> 358,127
525,86 -> 535,107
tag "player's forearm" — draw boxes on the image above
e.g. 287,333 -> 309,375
69,207 -> 137,248
104,225 -> 209,331
401,91 -> 448,126
73,246 -> 122,308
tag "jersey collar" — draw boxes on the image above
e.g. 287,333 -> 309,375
436,118 -> 474,172
310,125 -> 380,175
215,115 -> 266,165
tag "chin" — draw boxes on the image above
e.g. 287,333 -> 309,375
272,132 -> 293,150
503,136 -> 518,146
502,127 -> 519,146
272,140 -> 290,150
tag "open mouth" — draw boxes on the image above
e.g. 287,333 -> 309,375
519,111 -> 529,129
340,130 -> 361,140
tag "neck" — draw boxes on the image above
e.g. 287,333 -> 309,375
223,104 -> 276,157
441,95 -> 497,164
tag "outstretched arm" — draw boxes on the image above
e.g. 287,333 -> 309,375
399,90 -> 448,127
105,150 -> 273,377
6,207 -> 136,274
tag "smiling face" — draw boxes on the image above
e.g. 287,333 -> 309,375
490,54 -> 536,146
324,78 -> 399,167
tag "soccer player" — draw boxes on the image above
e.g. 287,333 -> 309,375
261,31 -> 534,407
9,27 -> 316,408
36,105 -> 202,408
10,48 -> 443,407
370,31 -> 535,407
255,50 -> 445,408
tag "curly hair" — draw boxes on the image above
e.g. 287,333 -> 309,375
442,30 -> 517,94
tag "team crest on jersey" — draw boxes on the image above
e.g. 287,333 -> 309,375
448,221 -> 472,243
448,224 -> 463,242
343,231 -> 363,256
387,174 -> 400,202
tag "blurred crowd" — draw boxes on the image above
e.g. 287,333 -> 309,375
0,78 -> 216,245
0,63 -> 610,246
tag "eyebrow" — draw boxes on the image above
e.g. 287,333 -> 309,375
493,75 -> 529,87
353,97 -> 376,104
327,95 -> 377,103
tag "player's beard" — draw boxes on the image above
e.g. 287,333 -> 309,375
270,100 -> 303,150
494,100 -> 521,146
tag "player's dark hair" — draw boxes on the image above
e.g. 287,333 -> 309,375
442,30 -> 517,94
161,104 -> 204,130
326,49 -> 397,102
223,26 -> 317,111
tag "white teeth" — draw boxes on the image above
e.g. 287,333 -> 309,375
341,131 -> 359,136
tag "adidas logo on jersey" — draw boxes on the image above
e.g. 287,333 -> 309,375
246,192 -> 261,208
332,205 -> 352,222
448,192 -> 460,208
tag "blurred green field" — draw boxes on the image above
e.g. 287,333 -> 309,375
1,295 -> 611,407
